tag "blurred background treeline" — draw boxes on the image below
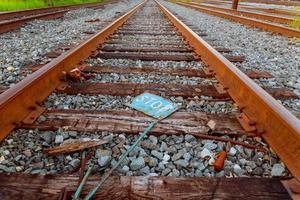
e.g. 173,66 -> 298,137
0,0 -> 105,11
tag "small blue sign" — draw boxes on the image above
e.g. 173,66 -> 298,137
130,93 -> 178,119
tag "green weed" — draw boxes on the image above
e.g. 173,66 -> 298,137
0,0 -> 104,11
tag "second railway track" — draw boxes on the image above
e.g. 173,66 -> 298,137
0,0 -> 299,199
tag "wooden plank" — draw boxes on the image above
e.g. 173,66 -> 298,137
97,51 -> 244,63
0,173 -> 291,200
116,30 -> 179,35
20,109 -> 245,135
83,66 -> 272,79
59,82 -> 228,98
101,46 -> 192,53
59,82 -> 297,100
98,52 -> 196,61
84,65 -> 210,77
43,139 -> 108,155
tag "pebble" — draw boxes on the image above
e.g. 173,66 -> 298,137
174,159 -> 189,168
69,159 -> 80,168
162,154 -> 171,163
149,135 -> 158,145
96,149 -> 112,158
55,135 -> 64,144
121,165 -> 130,173
200,148 -> 213,159
130,157 -> 145,171
252,167 -> 264,176
184,135 -> 196,142
228,147 -> 237,156
151,150 -> 164,160
172,152 -> 183,161
97,156 -> 111,167
233,164 -> 243,176
271,164 -> 285,176
203,142 -> 218,150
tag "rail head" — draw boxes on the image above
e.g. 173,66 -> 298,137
156,0 -> 300,180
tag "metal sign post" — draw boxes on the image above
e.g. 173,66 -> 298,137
83,93 -> 178,200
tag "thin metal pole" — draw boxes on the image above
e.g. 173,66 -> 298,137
73,164 -> 94,200
83,120 -> 159,200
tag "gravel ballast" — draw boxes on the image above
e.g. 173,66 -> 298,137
161,0 -> 300,113
0,129 -> 288,178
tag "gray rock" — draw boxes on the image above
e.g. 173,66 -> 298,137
228,147 -> 237,156
239,158 -> 247,166
140,166 -> 150,175
2,150 -> 10,156
97,156 -> 111,167
22,150 -> 32,157
121,165 -> 130,173
130,157 -> 145,171
184,134 -> 196,142
203,142 -> 217,150
200,148 -> 213,159
160,141 -> 168,152
195,169 -> 203,176
172,152 -> 183,161
69,159 -> 80,168
252,167 -> 264,176
183,152 -> 191,161
158,162 -> 165,170
55,135 -> 64,144
162,168 -> 171,176
170,169 -> 180,176
41,132 -> 52,143
151,150 -> 163,160
233,164 -> 242,176
174,159 -> 189,168
0,164 -> 16,173
148,157 -> 158,167
162,154 -> 171,163
95,149 -> 112,158
271,164 -> 285,176
246,161 -> 257,169
149,135 -> 158,145
244,148 -> 253,158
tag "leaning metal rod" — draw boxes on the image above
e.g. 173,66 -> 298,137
73,163 -> 94,200
83,120 -> 160,200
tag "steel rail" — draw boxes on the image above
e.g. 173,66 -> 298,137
0,1 -> 146,141
0,1 -> 112,21
0,10 -> 66,34
177,2 -> 300,38
156,0 -> 300,180
194,0 -> 300,17
186,2 -> 293,24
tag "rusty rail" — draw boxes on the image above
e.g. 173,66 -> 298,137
0,0 -> 118,34
176,2 -> 300,38
187,2 -> 293,24
156,0 -> 300,180
0,1 -> 146,141
0,1 -> 115,21
0,11 -> 66,34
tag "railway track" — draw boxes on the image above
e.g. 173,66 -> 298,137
0,0 -> 119,34
176,1 -> 300,38
0,0 -> 299,199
